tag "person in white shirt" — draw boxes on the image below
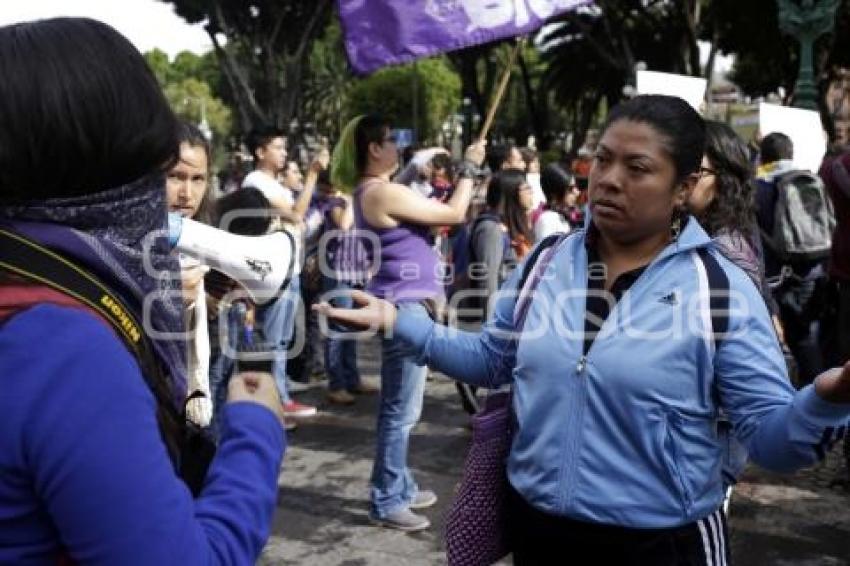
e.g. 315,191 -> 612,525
239,127 -> 319,419
532,163 -> 582,242
520,147 -> 546,208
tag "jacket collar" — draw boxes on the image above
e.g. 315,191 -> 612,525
581,213 -> 713,266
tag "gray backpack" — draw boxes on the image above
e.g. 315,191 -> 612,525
765,170 -> 836,261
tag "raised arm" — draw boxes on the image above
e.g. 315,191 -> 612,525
361,142 -> 486,229
291,157 -> 326,219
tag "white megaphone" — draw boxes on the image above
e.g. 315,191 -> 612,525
168,213 -> 295,305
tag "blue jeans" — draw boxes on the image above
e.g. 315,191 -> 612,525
322,276 -> 361,392
256,275 -> 301,403
370,301 -> 429,518
207,302 -> 243,441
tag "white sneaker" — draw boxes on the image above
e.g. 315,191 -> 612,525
370,508 -> 430,532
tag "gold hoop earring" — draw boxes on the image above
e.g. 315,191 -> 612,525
670,211 -> 683,241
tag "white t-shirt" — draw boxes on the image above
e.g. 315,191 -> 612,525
241,170 -> 294,206
241,170 -> 302,274
526,172 -> 546,209
533,209 -> 570,243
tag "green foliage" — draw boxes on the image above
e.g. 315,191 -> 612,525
347,58 -> 461,143
163,78 -> 232,144
144,50 -> 233,145
144,48 -> 172,85
160,0 -> 334,131
709,0 -> 850,100
304,20 -> 354,140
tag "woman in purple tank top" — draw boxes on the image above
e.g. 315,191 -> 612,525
325,114 -> 485,531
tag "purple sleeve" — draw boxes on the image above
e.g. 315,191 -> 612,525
1,305 -> 284,565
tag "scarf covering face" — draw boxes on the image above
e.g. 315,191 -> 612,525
0,175 -> 187,405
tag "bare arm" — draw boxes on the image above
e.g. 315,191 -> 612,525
291,165 -> 320,218
264,195 -> 300,224
330,196 -> 353,230
362,178 -> 472,228
361,142 -> 486,229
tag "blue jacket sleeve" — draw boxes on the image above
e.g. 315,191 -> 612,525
714,275 -> 850,472
2,305 -> 285,565
394,260 -> 527,388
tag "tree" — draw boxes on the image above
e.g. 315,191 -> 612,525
164,78 -> 233,143
539,0 -> 711,153
160,0 -> 334,133
708,0 -> 850,100
346,58 -> 461,143
303,20 -> 354,141
144,50 -> 233,145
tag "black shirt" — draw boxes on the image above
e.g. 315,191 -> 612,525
583,245 -> 647,357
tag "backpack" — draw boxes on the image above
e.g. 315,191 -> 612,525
764,170 -> 836,261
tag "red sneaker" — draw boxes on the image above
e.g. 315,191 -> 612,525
282,400 -> 317,417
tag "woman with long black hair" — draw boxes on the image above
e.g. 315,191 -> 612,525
0,18 -> 285,563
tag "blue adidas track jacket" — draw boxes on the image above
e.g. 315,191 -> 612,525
394,219 -> 850,528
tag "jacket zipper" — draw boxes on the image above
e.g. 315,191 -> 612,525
559,249 -> 677,511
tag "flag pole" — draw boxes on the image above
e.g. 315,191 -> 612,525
477,38 -> 524,143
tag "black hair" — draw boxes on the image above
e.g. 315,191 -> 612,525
430,152 -> 453,173
177,121 -> 211,161
694,121 -> 756,240
486,143 -> 516,173
540,163 -> 574,206
0,17 -> 180,202
174,121 -> 215,225
490,169 -> 532,245
601,95 -> 706,182
485,177 -> 503,209
759,132 -> 794,164
246,125 -> 286,162
354,114 -> 392,175
519,147 -> 538,167
316,169 -> 332,188
215,188 -> 273,236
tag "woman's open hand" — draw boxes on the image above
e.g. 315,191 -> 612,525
313,290 -> 397,333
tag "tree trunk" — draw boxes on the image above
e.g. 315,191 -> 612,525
517,50 -> 546,149
205,1 -> 268,132
570,91 -> 602,155
681,0 -> 702,76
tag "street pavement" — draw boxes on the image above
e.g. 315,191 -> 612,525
260,337 -> 850,565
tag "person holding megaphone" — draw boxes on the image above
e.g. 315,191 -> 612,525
0,18 -> 284,564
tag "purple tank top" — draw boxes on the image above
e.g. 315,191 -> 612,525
354,180 -> 443,303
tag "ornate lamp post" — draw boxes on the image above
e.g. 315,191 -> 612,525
778,0 -> 841,110
183,97 -> 212,141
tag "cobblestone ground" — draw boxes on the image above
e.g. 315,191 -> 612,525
261,336 -> 850,565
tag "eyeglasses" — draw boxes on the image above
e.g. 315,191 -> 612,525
383,134 -> 397,144
698,166 -> 717,178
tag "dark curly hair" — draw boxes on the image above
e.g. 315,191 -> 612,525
695,121 -> 756,240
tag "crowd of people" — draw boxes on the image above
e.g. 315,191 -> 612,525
1,16 -> 849,565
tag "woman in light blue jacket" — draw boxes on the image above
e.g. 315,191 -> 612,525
316,95 -> 850,564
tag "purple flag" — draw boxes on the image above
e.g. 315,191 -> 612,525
339,0 -> 593,75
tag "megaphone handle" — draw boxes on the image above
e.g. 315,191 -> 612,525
168,212 -> 182,248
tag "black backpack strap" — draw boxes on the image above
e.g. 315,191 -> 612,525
0,228 -> 147,352
696,247 -> 730,352
517,232 -> 564,292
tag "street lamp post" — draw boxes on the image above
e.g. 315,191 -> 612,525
184,97 -> 212,141
461,97 -> 473,147
778,0 -> 840,110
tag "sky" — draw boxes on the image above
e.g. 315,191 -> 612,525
0,0 -> 211,57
